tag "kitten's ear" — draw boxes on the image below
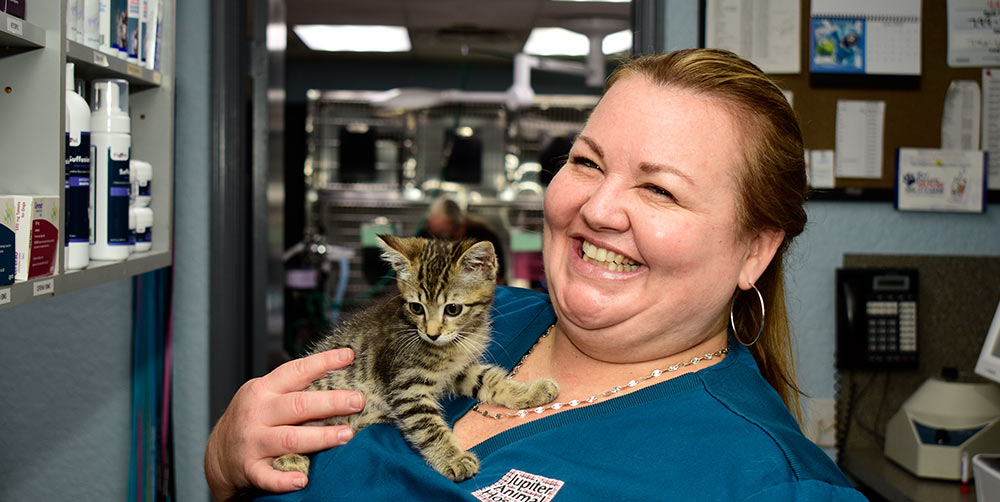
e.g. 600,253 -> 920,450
458,240 -> 497,281
377,235 -> 420,279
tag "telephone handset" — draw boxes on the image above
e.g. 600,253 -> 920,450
836,268 -> 919,369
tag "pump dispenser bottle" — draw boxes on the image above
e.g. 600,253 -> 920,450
90,78 -> 132,261
65,63 -> 92,270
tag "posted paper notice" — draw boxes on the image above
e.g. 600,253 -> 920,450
706,0 -> 800,74
983,68 -> 1000,189
896,148 -> 987,213
836,100 -> 886,179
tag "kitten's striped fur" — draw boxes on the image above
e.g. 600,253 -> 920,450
272,235 -> 559,482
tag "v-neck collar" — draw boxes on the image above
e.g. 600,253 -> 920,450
443,297 -> 745,460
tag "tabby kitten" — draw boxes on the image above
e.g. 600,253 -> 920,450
272,235 -> 559,482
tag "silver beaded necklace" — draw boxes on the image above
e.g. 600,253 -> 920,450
471,323 -> 730,420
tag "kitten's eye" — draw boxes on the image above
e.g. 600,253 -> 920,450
444,303 -> 463,316
407,302 -> 424,315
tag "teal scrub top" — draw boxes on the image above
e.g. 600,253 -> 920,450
257,287 -> 867,501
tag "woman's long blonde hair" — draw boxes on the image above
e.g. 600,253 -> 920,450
606,49 -> 808,421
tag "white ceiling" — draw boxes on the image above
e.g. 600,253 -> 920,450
285,0 -> 632,61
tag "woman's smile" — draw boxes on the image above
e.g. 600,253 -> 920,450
580,239 -> 641,272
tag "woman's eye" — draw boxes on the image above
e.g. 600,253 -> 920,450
570,155 -> 600,170
407,302 -> 424,315
445,303 -> 462,316
644,184 -> 675,200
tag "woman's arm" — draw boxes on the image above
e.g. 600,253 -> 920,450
204,348 -> 365,500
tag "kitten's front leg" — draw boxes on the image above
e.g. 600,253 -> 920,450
390,393 -> 479,481
456,363 -> 559,409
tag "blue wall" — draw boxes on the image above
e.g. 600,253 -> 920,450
790,201 -> 1000,398
0,280 -> 133,499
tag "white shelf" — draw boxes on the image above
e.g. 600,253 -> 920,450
65,40 -> 162,88
0,12 -> 45,53
0,251 -> 171,310
0,1 -> 174,312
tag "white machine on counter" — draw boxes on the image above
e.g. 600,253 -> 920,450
884,300 -> 1000,481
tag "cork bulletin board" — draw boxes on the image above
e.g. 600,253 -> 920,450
764,0 -> 990,201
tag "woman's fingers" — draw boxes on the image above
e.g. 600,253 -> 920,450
264,389 -> 366,427
259,424 -> 356,458
246,458 -> 309,493
266,348 -> 355,394
204,348 -> 361,499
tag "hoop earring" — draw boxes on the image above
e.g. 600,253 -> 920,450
730,284 -> 765,347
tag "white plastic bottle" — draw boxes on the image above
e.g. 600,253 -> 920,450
128,204 -> 137,253
83,0 -> 101,49
67,0 -> 81,42
98,0 -> 114,55
130,159 -> 152,207
90,79 -> 132,261
133,206 -> 153,253
65,63 -> 92,270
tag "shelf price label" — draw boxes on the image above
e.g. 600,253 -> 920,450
6,15 -> 23,36
127,64 -> 143,78
0,287 -> 10,305
32,278 -> 54,297
93,51 -> 109,67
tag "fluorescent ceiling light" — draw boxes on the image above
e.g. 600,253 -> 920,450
524,28 -> 633,56
602,29 -> 632,54
524,27 -> 589,56
293,25 -> 411,52
266,23 -> 287,51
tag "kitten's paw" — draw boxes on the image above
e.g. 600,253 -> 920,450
273,453 -> 310,475
523,378 -> 560,407
498,378 -> 559,409
439,451 -> 480,482
488,378 -> 560,409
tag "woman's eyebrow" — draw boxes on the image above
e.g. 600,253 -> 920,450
639,161 -> 695,185
578,133 -> 694,185
576,135 -> 604,158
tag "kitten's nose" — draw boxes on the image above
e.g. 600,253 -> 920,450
426,333 -> 440,341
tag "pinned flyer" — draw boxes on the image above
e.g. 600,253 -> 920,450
895,148 -> 987,213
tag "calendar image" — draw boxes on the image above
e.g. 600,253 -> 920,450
809,0 -> 921,77
811,18 -> 866,73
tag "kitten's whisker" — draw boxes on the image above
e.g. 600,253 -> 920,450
451,334 -> 482,361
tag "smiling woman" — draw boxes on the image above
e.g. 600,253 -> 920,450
542,74 -> 762,370
544,50 -> 809,415
206,49 -> 866,502
608,50 -> 811,416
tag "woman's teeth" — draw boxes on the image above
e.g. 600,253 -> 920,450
581,240 -> 639,272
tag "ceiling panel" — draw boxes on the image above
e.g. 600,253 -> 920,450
285,0 -> 631,62
403,0 -> 541,29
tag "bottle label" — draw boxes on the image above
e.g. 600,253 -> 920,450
89,144 -> 97,245
107,147 -> 131,245
127,0 -> 141,59
131,178 -> 151,200
65,131 -> 92,244
136,226 -> 152,243
0,224 -> 13,285
29,217 -> 59,279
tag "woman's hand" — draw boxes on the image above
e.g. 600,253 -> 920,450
204,348 -> 365,500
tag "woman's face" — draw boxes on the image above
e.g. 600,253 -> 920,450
543,75 -> 764,362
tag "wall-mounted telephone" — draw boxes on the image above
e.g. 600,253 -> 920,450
836,268 -> 919,369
